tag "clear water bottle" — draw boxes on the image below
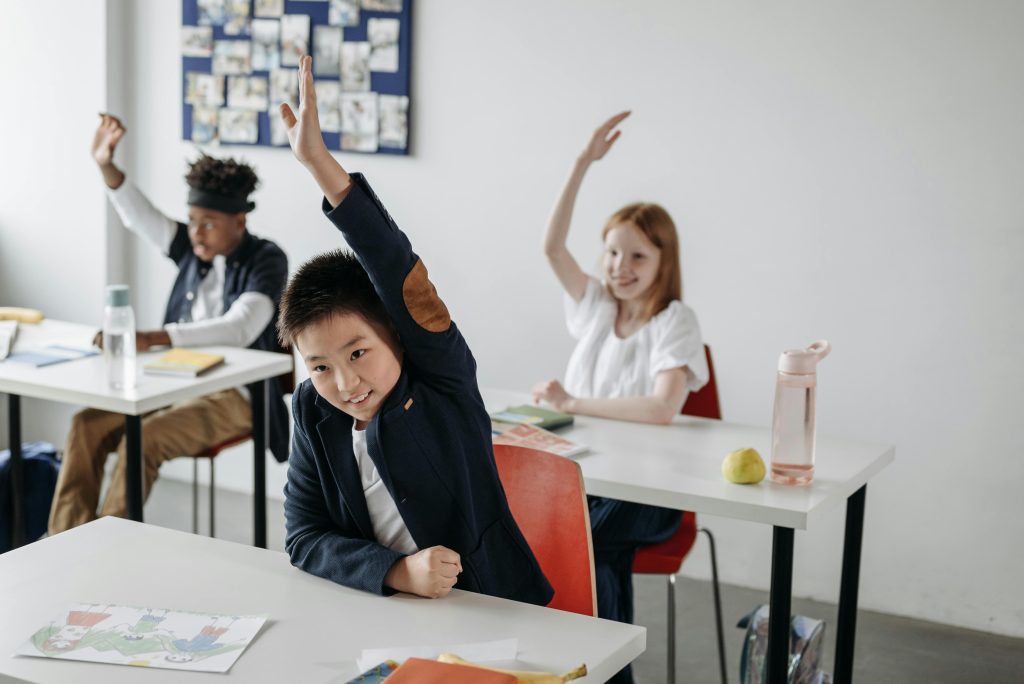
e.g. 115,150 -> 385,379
103,284 -> 137,391
770,340 -> 830,485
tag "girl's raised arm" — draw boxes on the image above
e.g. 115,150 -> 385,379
543,111 -> 631,303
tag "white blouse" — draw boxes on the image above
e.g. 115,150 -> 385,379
564,277 -> 709,399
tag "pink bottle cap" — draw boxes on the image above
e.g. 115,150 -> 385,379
778,340 -> 830,374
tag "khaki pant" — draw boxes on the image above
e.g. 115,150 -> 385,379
48,389 -> 252,535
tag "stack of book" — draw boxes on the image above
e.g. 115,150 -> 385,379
489,404 -> 587,458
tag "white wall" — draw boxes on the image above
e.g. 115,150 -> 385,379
0,0 -> 115,445
12,0 -> 1022,638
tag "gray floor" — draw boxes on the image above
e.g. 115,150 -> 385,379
143,477 -> 1024,684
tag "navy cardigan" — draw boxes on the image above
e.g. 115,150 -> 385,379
283,174 -> 553,606
163,225 -> 290,462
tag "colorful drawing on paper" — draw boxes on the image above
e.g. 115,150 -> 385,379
15,604 -> 267,673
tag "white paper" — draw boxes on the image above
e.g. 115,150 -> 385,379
16,604 -> 267,674
356,637 -> 518,673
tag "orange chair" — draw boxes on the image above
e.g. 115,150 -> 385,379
632,344 -> 727,684
189,433 -> 251,537
189,365 -> 296,537
492,444 -> 597,617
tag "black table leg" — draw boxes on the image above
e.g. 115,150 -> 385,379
252,380 -> 267,549
8,394 -> 24,549
124,415 -> 143,522
767,526 -> 794,684
834,485 -> 867,684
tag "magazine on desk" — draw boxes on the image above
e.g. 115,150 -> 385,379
491,420 -> 588,458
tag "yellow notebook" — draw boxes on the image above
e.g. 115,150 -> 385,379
143,348 -> 224,377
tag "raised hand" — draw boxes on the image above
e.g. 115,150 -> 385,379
579,111 -> 631,164
92,114 -> 126,167
279,55 -> 330,167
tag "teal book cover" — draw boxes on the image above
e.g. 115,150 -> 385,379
491,404 -> 574,430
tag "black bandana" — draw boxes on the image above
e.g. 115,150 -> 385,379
187,188 -> 255,214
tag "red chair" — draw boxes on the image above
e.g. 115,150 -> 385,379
492,444 -> 597,617
188,365 -> 296,537
633,344 -> 727,684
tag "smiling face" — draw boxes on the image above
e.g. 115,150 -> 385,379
186,207 -> 246,261
296,312 -> 403,429
602,221 -> 662,302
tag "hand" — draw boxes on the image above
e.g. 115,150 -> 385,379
136,330 -> 172,352
532,379 -> 576,413
386,546 -> 462,599
92,113 -> 126,167
579,111 -> 631,164
92,329 -> 170,352
279,55 -> 330,167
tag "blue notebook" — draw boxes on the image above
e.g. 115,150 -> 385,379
6,345 -> 98,367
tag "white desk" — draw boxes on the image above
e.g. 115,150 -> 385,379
484,389 -> 894,684
0,320 -> 292,548
0,518 -> 645,683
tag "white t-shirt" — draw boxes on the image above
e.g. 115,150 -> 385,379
564,277 -> 709,399
351,426 -> 419,556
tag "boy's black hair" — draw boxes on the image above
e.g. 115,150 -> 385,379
185,154 -> 259,200
277,249 -> 398,349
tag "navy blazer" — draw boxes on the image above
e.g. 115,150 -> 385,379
284,174 -> 553,606
163,227 -> 290,462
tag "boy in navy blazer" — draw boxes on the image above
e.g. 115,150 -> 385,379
276,57 -> 552,604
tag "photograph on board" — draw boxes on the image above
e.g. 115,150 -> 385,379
280,14 -> 311,68
186,72 -> 225,107
219,109 -> 259,144
228,76 -> 270,111
367,18 -> 399,73
341,92 -> 379,153
315,80 -> 342,133
251,19 -> 281,71
182,26 -> 213,57
378,94 -> 408,149
340,42 -> 371,92
313,25 -> 342,77
212,40 -> 252,75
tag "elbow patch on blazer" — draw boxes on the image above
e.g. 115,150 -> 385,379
402,259 -> 451,333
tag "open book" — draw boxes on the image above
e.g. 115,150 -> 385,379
491,420 -> 588,458
144,348 -> 224,377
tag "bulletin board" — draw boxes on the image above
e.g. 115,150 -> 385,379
181,0 -> 412,155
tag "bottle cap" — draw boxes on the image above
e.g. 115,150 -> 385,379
106,284 -> 131,308
778,340 -> 830,374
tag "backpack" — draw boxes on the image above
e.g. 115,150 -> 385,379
0,441 -> 61,552
737,604 -> 831,684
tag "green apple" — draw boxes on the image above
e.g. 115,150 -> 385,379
721,447 -> 766,484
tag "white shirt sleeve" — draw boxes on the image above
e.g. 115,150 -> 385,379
650,302 -> 710,392
165,291 -> 275,348
106,180 -> 178,255
563,277 -> 607,339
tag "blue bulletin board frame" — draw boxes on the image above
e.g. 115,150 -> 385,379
181,0 -> 412,155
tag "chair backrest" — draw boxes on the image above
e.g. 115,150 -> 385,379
680,344 -> 722,420
491,444 -> 597,617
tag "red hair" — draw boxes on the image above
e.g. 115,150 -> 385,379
602,203 -> 682,320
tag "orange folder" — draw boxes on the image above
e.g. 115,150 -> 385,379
385,657 -> 516,683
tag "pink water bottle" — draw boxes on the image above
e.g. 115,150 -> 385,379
770,340 -> 830,485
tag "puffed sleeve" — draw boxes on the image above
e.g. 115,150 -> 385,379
650,301 -> 709,392
564,276 -> 611,340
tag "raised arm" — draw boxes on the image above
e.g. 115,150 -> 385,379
545,111 -> 632,303
92,113 -> 178,255
279,56 -> 352,208
281,56 -> 476,391
92,113 -> 127,190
